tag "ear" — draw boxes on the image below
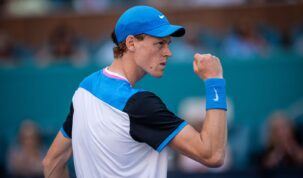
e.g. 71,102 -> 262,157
125,35 -> 135,52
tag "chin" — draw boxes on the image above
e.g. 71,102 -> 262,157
151,72 -> 163,78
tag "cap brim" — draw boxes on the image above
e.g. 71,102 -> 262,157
145,24 -> 185,38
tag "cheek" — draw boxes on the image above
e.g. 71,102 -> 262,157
147,57 -> 160,71
135,52 -> 152,70
140,51 -> 159,69
148,50 -> 162,67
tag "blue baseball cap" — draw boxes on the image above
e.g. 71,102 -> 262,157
115,5 -> 185,44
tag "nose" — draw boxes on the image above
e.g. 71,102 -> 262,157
163,44 -> 172,57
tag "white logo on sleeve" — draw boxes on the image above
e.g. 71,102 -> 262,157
159,15 -> 165,19
213,88 -> 219,102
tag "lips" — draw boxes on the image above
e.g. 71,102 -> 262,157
160,62 -> 166,66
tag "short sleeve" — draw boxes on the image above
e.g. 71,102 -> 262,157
61,103 -> 74,139
123,91 -> 187,152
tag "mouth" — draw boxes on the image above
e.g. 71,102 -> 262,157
160,62 -> 166,67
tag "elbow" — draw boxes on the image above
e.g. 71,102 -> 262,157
197,150 -> 225,168
206,152 -> 225,167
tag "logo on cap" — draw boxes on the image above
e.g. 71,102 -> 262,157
159,15 -> 165,19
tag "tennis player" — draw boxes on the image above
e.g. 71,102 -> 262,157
43,5 -> 227,178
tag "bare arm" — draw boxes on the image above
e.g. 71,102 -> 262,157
43,131 -> 72,178
169,53 -> 227,167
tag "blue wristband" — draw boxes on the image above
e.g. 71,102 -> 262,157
204,78 -> 227,111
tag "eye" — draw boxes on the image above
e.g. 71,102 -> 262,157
154,41 -> 165,48
157,41 -> 165,46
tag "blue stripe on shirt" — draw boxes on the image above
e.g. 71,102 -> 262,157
60,127 -> 71,139
156,121 -> 188,152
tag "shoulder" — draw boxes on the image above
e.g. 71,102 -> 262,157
123,91 -> 166,114
79,70 -> 101,89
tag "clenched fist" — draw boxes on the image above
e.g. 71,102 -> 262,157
193,53 -> 223,80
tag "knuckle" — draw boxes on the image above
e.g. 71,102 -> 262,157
207,54 -> 213,58
194,53 -> 201,59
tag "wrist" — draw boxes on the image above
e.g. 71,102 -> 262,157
204,78 -> 227,111
202,74 -> 223,80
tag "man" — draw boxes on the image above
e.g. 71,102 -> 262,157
43,5 -> 227,178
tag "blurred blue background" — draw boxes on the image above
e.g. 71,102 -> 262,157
0,0 -> 303,178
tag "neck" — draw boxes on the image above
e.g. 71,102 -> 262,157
108,55 -> 145,86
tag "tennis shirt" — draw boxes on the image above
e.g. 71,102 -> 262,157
61,67 -> 188,178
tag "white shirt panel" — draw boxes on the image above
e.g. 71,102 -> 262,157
71,88 -> 168,178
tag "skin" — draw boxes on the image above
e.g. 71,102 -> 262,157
109,35 -> 172,85
42,34 -> 227,177
43,132 -> 72,178
170,53 -> 226,167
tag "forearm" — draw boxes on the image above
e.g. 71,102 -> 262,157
200,109 -> 227,163
199,75 -> 227,164
43,131 -> 72,178
43,152 -> 71,178
198,76 -> 227,165
44,162 -> 69,178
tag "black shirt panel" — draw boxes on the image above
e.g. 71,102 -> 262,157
123,91 -> 185,150
62,102 -> 74,138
